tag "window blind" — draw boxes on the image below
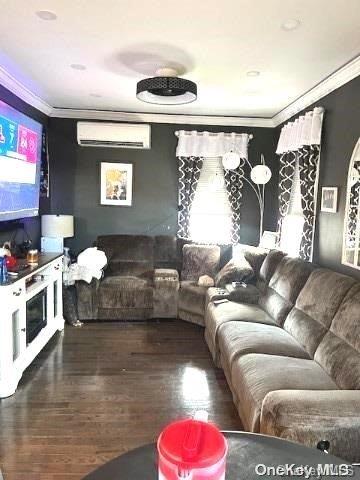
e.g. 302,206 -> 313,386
190,157 -> 232,244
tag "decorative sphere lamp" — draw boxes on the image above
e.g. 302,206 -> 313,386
222,151 -> 241,170
250,164 -> 272,185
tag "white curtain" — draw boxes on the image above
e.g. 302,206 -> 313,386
176,130 -> 251,159
276,107 -> 324,154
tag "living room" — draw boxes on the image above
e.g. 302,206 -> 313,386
0,1 -> 360,478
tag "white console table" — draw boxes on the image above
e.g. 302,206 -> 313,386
0,254 -> 64,398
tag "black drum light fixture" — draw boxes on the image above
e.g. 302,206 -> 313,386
136,68 -> 197,105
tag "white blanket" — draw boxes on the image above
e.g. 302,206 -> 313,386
64,247 -> 107,285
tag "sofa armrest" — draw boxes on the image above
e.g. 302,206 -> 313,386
225,283 -> 260,304
153,269 -> 179,318
261,390 -> 360,463
154,268 -> 179,288
205,287 -> 230,310
76,278 -> 100,320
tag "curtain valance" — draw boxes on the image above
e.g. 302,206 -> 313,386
276,107 -> 324,154
176,130 -> 251,159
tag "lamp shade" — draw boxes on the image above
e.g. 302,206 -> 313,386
250,165 -> 272,185
222,151 -> 240,170
41,215 -> 74,238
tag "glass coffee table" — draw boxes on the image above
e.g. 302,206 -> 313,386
83,431 -> 359,479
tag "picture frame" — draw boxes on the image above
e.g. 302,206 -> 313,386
100,162 -> 133,206
321,187 -> 338,213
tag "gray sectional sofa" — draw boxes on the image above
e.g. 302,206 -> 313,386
205,249 -> 360,463
75,234 -> 360,462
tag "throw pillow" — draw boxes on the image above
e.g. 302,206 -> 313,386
233,243 -> 269,277
198,275 -> 215,287
215,254 -> 254,288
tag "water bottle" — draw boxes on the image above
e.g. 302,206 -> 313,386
0,256 -> 8,284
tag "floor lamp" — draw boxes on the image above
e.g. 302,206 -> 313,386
222,152 -> 272,243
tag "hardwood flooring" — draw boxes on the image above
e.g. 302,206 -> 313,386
0,320 -> 241,479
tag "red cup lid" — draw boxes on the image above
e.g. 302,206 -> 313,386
157,419 -> 227,469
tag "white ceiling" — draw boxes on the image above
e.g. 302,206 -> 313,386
0,0 -> 360,119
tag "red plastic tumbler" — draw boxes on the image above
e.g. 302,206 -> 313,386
157,418 -> 228,480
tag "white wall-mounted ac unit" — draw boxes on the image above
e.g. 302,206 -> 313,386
77,122 -> 151,149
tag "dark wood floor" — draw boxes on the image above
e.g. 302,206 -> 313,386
0,320 -> 241,479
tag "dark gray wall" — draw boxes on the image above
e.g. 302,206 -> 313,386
276,75 -> 360,279
0,85 -> 49,250
48,118 -> 278,253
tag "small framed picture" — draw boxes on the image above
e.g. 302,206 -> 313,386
321,187 -> 338,213
100,162 -> 133,206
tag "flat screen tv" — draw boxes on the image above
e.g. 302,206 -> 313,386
0,99 -> 43,222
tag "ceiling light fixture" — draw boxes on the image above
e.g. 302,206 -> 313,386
136,67 -> 197,105
70,64 -> 87,71
36,10 -> 57,20
247,70 -> 260,77
281,19 -> 301,31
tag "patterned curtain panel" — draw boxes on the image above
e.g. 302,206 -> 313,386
175,130 -> 251,242
224,158 -> 246,244
277,150 -> 296,238
276,107 -> 325,261
177,156 -> 203,239
298,145 -> 320,261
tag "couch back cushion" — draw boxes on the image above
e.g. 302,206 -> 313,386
314,283 -> 360,389
154,235 -> 180,270
284,269 -> 355,357
97,235 -> 154,277
256,250 -> 286,294
259,256 -> 313,326
181,244 -> 221,281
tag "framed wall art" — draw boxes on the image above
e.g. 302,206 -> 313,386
100,162 -> 133,206
321,187 -> 338,213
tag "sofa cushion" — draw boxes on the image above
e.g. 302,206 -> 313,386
178,281 -> 208,317
314,283 -> 360,390
231,354 -> 338,432
204,301 -> 276,363
181,244 -> 220,281
256,250 -> 286,294
154,235 -> 179,270
214,255 -> 254,288
97,235 -> 154,276
259,257 -> 313,326
283,269 -> 356,357
98,275 -> 153,309
218,321 -> 310,376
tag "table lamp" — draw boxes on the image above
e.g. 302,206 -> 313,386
41,215 -> 74,253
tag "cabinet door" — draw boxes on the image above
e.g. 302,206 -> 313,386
11,305 -> 26,363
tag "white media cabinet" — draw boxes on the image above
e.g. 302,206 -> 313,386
0,254 -> 64,398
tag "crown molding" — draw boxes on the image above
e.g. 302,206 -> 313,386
272,55 -> 360,126
50,108 -> 274,127
0,65 -> 52,116
1,54 -> 360,128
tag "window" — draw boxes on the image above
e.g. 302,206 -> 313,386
279,157 -> 304,257
189,157 -> 232,244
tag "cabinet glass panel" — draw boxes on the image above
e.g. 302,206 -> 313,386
12,311 -> 20,361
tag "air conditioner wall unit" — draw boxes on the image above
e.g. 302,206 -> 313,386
77,122 -> 151,149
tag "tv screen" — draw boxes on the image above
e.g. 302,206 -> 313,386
0,99 -> 43,222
